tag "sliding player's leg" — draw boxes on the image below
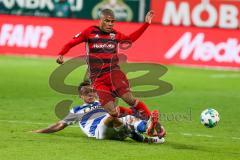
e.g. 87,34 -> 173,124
95,113 -> 165,143
121,113 -> 166,139
128,129 -> 165,144
95,114 -> 127,140
125,110 -> 166,138
119,117 -> 165,144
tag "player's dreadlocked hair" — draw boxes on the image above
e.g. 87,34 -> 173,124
100,8 -> 115,19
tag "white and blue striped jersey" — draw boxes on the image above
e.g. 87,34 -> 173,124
63,101 -> 109,137
63,101 -> 147,139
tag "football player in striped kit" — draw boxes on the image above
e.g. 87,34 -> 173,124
56,9 -> 155,124
32,82 -> 166,144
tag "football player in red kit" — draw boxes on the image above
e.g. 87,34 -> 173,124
56,9 -> 160,132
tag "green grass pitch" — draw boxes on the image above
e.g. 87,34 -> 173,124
0,55 -> 240,160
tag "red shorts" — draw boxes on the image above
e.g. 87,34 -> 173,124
92,69 -> 130,106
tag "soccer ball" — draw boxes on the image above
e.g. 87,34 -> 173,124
200,108 -> 220,128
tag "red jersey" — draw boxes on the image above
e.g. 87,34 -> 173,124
59,23 -> 149,80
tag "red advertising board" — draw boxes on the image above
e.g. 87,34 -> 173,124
151,0 -> 240,29
0,15 -> 240,69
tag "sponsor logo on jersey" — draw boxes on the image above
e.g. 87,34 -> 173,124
83,104 -> 101,113
93,43 -> 116,49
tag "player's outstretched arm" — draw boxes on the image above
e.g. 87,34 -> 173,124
31,121 -> 67,133
122,10 -> 154,43
56,30 -> 87,64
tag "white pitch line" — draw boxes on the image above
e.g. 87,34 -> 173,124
232,137 -> 240,140
210,74 -> 240,78
0,119 -> 49,125
0,119 -> 240,140
179,132 -> 214,138
195,134 -> 213,138
181,133 -> 193,136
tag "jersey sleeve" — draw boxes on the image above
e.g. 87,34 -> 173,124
61,112 -> 79,125
58,29 -> 88,56
118,23 -> 150,43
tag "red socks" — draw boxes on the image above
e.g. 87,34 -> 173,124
116,101 -> 151,120
134,101 -> 151,119
117,106 -> 133,117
